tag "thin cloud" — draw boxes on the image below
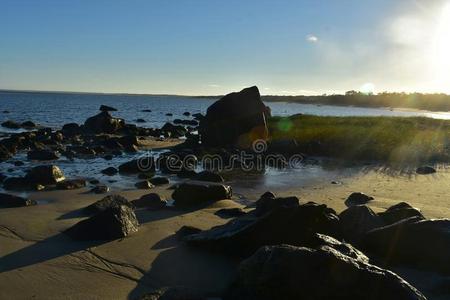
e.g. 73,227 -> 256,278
306,34 -> 319,43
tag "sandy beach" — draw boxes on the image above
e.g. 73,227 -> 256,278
1,163 -> 449,299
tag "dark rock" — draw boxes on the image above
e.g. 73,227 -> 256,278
172,182 -> 232,207
101,167 -> 118,176
183,112 -> 191,116
90,185 -> 109,194
173,119 -> 198,126
161,122 -> 187,138
142,109 -> 152,112
339,205 -> 384,243
3,177 -> 30,190
61,123 -> 81,136
103,154 -> 114,161
84,194 -> 132,214
27,149 -> 60,161
69,146 -> 96,156
166,113 -> 173,116
194,171 -> 224,182
185,202 -> 341,257
416,166 -> 436,175
215,207 -> 246,218
0,193 -> 36,207
254,196 -> 299,216
135,180 -> 155,189
363,218 -> 450,273
378,202 -> 425,225
56,179 -> 86,190
176,225 -> 202,239
84,111 -> 124,134
149,176 -> 169,186
13,161 -> 24,166
136,118 -> 146,123
132,193 -> 166,209
90,179 -> 100,184
138,286 -> 205,300
138,172 -> 155,179
21,121 -> 37,128
225,244 -> 426,300
0,145 -> 13,161
199,86 -> 269,148
25,165 -> 65,185
345,192 -> 374,206
119,158 -> 154,174
99,104 -> 117,112
1,120 -> 21,129
65,205 -> 139,241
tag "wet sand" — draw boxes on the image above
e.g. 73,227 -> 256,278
1,167 -> 450,299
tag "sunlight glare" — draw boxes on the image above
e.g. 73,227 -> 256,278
432,2 -> 450,88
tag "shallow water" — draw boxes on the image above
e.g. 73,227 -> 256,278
0,91 -> 446,194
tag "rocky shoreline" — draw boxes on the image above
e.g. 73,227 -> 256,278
0,86 -> 449,299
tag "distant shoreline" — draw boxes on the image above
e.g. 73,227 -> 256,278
2,89 -> 450,113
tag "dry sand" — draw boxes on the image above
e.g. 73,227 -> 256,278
1,167 -> 450,299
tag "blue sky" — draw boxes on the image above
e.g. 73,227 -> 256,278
1,0 -> 449,95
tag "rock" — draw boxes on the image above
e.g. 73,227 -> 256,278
84,194 -> 132,214
103,154 -> 114,160
65,205 -> 139,241
13,161 -> 24,166
69,146 -> 96,156
194,171 -> 224,182
1,120 -> 21,129
225,244 -> 426,300
339,205 -> 384,243
132,193 -> 166,209
363,218 -> 450,274
119,158 -> 154,174
142,109 -> 152,112
166,113 -> 173,116
149,176 -> 169,186
84,111 -> 124,134
183,112 -> 191,116
185,202 -> 341,257
215,207 -> 246,218
3,177 -> 30,190
27,149 -> 60,161
254,196 -> 299,216
176,225 -> 202,239
21,121 -> 37,128
378,202 -> 425,225
56,179 -> 86,190
99,104 -> 117,112
90,185 -> 110,194
199,86 -> 270,148
172,182 -> 232,207
135,180 -> 155,189
173,119 -> 198,126
0,145 -> 13,161
345,192 -> 374,206
25,165 -> 65,185
138,172 -> 155,179
161,122 -> 187,138
101,167 -> 118,176
0,193 -> 37,207
138,286 -> 205,300
136,118 -> 146,123
61,123 -> 81,136
416,166 -> 436,175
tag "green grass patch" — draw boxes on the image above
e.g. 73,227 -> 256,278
269,115 -> 450,165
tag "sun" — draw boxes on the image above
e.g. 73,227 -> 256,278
432,3 -> 450,89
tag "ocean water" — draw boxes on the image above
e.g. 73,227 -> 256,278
1,91 -> 448,132
0,91 -> 446,194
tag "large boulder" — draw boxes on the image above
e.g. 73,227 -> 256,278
84,111 -> 124,134
345,192 -> 374,206
378,202 -> 425,225
172,182 -> 232,207
84,194 -> 132,214
0,193 -> 37,208
132,193 -> 167,210
199,86 -> 270,148
119,158 -> 154,174
65,205 -> 139,240
99,104 -> 117,112
185,202 -> 341,257
339,205 -> 384,243
225,244 -> 426,300
363,218 -> 450,274
25,165 -> 65,185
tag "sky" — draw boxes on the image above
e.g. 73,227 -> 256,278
1,0 -> 450,95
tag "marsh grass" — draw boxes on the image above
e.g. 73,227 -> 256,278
269,115 -> 450,165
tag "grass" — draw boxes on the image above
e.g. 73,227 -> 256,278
268,115 -> 450,165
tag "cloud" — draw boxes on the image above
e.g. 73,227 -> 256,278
306,34 -> 319,43
207,84 -> 220,88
